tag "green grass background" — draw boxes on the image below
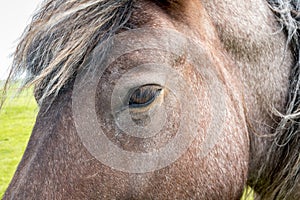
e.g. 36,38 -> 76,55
0,86 -> 253,199
0,86 -> 37,198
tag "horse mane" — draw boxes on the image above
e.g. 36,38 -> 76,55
1,0 -> 133,105
253,0 -> 300,198
1,0 -> 299,198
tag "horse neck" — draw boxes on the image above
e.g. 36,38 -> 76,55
203,0 -> 293,181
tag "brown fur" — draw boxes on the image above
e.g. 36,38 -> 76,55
2,0 -> 300,199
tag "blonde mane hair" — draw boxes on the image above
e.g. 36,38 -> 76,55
254,0 -> 300,198
2,0 -> 132,104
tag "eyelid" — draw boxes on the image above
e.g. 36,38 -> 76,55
129,88 -> 162,108
128,85 -> 162,109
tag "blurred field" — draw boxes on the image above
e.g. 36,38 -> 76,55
0,85 -> 37,198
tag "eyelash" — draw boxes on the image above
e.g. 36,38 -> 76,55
128,86 -> 162,109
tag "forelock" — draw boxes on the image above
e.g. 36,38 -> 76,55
7,0 -> 133,104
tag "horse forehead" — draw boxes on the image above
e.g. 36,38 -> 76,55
127,1 -> 219,49
201,0 -> 279,57
131,1 -> 276,49
202,0 -> 273,32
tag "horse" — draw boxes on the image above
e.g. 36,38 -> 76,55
1,0 -> 300,199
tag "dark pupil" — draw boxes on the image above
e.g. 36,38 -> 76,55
129,86 -> 162,108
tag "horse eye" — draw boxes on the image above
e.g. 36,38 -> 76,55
129,85 -> 162,109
